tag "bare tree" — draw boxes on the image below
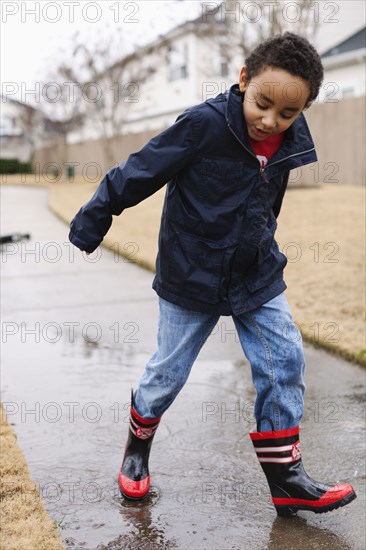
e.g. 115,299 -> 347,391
16,104 -> 41,166
16,102 -> 64,169
223,0 -> 319,56
196,0 -> 320,78
49,27 -> 159,170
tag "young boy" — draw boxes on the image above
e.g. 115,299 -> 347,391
69,33 -> 356,516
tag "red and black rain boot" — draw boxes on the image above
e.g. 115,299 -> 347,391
250,417 -> 356,516
118,390 -> 162,500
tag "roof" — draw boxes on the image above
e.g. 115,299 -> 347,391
0,94 -> 40,112
322,26 -> 366,58
139,8 -> 225,50
0,94 -> 65,135
104,8 -> 225,78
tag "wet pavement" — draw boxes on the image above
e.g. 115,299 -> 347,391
1,185 -> 365,550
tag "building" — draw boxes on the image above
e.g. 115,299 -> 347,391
68,12 -> 366,143
319,26 -> 366,101
0,95 -> 59,163
67,12 -> 235,142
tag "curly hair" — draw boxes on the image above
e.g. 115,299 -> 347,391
245,32 -> 324,109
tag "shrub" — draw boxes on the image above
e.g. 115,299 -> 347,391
0,158 -> 32,174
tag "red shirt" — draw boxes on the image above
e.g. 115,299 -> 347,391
248,132 -> 285,169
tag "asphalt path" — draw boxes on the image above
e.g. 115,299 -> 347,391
1,185 -> 365,550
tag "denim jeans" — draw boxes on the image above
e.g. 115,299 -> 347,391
134,293 -> 305,431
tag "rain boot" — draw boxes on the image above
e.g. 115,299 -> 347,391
118,390 -> 162,500
250,417 -> 356,516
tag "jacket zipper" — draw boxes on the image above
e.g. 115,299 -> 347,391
227,123 -> 315,183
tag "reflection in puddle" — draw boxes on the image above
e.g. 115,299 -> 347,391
96,491 -> 177,550
268,515 -> 353,550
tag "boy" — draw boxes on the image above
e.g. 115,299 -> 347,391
69,33 -> 356,515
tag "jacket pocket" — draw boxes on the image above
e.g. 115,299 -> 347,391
197,158 -> 249,208
244,243 -> 287,293
167,230 -> 228,304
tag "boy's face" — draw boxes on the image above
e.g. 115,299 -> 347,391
239,66 -> 310,141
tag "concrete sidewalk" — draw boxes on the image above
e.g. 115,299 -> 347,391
1,185 -> 365,550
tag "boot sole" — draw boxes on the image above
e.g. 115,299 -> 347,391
275,490 -> 357,516
119,487 -> 148,501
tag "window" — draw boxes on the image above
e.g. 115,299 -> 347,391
341,86 -> 355,99
167,42 -> 188,82
214,46 -> 229,78
0,115 -> 12,135
219,50 -> 229,78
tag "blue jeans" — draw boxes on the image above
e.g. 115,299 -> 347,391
134,293 -> 305,431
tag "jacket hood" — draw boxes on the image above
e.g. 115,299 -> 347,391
206,83 -> 316,155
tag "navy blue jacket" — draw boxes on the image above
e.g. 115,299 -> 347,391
69,84 -> 317,315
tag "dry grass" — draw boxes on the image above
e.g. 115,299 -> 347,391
276,184 -> 366,365
0,405 -> 65,550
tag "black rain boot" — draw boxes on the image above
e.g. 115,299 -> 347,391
250,417 -> 356,516
118,390 -> 162,500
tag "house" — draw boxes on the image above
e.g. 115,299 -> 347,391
68,12 -> 366,143
119,14 -> 234,135
319,26 -> 366,101
0,95 -> 59,163
31,3 -> 365,184
67,12 -> 235,142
